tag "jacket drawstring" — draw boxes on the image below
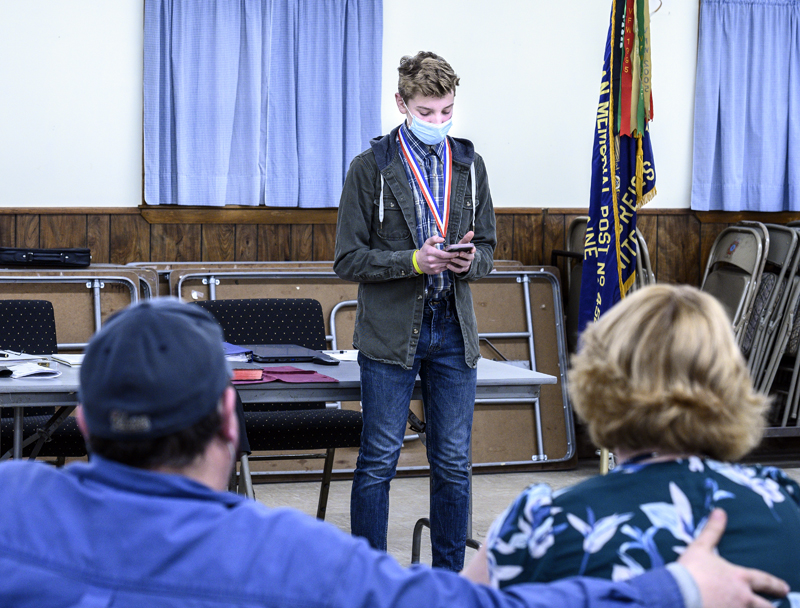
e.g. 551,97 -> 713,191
379,173 -> 385,229
470,161 -> 478,233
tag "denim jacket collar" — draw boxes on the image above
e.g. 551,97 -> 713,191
69,455 -> 244,508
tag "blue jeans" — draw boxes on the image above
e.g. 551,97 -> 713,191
350,296 -> 477,571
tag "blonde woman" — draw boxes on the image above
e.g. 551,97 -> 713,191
463,285 -> 800,606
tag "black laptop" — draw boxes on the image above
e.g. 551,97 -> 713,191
243,344 -> 340,366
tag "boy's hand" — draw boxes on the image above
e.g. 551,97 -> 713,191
445,231 -> 475,274
416,231 -> 475,275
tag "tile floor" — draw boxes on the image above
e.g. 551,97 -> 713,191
253,460 -> 800,568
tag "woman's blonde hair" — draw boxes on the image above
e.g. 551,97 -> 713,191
397,51 -> 460,102
570,284 -> 769,461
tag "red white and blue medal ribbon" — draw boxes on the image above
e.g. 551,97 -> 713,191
398,128 -> 452,239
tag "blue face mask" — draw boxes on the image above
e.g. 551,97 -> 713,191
407,110 -> 452,145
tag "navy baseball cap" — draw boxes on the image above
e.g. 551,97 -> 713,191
79,298 -> 231,439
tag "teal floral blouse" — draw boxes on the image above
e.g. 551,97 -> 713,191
486,458 -> 800,607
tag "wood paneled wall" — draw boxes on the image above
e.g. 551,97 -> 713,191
3,206 -> 800,285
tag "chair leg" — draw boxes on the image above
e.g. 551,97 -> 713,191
411,518 -> 430,564
228,461 -> 238,493
28,407 -> 75,459
316,448 -> 336,520
240,453 -> 255,500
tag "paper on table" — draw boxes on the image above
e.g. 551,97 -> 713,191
226,354 -> 250,363
0,362 -> 62,379
0,350 -> 46,364
51,354 -> 84,367
224,342 -> 252,363
322,350 -> 359,362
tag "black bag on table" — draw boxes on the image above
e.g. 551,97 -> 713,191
0,247 -> 92,268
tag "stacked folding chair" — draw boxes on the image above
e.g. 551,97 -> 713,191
700,222 -> 769,345
745,225 -> 800,385
759,276 -> 800,425
755,222 -> 800,427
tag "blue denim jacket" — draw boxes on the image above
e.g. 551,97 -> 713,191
0,457 -> 689,608
334,126 -> 497,369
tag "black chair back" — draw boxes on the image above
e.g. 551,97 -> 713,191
0,300 -> 84,459
0,300 -> 58,419
194,298 -> 326,349
194,298 -> 329,423
0,299 -> 58,355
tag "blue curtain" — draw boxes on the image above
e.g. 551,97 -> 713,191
692,0 -> 800,212
144,0 -> 382,208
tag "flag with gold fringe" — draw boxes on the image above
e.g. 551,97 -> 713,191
578,0 -> 656,334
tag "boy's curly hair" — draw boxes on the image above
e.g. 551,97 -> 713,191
398,51 -> 460,101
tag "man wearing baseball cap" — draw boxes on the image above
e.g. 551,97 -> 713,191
0,299 -> 787,607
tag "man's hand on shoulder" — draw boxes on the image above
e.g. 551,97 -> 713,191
678,509 -> 788,608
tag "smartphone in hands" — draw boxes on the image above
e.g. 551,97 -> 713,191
444,243 -> 475,253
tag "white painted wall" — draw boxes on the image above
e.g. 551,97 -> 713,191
382,0 -> 699,209
0,0 -> 144,208
0,0 -> 697,209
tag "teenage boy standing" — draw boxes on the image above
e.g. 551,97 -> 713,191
334,51 -> 496,571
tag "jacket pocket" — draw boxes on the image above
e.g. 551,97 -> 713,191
454,194 -> 474,237
373,194 -> 412,241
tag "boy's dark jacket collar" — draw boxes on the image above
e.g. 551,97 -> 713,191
370,124 -> 475,172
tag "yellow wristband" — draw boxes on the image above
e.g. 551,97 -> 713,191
412,250 -> 422,274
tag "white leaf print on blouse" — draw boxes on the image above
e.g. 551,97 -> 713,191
640,482 -> 699,546
486,484 -> 566,587
610,522 -> 666,581
706,460 -> 786,512
566,507 -> 635,575
491,485 -> 564,559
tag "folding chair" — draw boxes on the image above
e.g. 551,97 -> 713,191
0,300 -> 86,461
757,275 -> 800,426
550,216 -> 588,354
744,224 -> 800,381
0,415 -> 87,460
633,229 -> 655,290
193,298 -> 362,519
759,276 -> 800,394
238,405 -> 361,519
700,224 -> 768,343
